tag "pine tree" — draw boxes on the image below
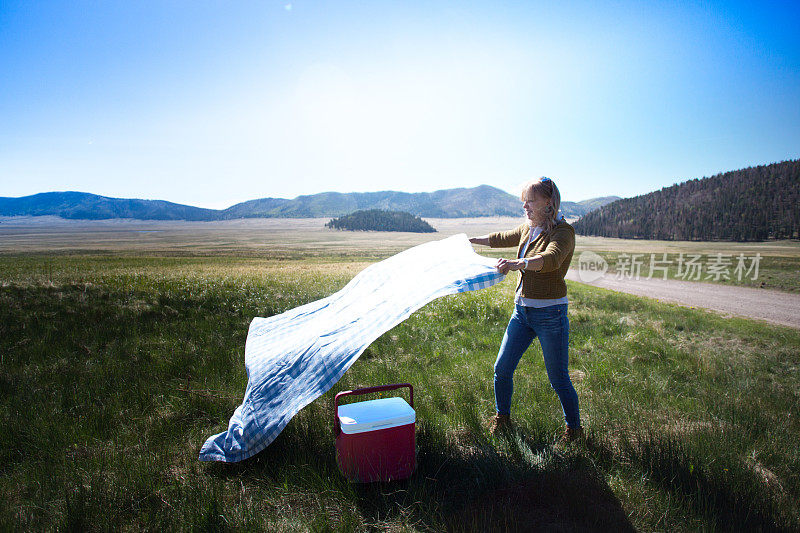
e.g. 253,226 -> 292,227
573,160 -> 800,241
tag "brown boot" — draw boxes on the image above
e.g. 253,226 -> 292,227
489,414 -> 513,436
558,425 -> 585,445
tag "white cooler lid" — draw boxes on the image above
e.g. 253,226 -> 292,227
338,396 -> 415,435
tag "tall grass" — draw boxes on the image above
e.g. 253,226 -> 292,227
1,254 -> 798,531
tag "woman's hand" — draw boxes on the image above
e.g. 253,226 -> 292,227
469,236 -> 490,246
496,258 -> 525,274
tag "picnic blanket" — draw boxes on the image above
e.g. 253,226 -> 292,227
199,233 -> 504,462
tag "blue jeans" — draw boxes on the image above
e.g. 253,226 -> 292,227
494,303 -> 580,428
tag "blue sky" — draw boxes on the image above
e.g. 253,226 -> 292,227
2,1 -> 798,209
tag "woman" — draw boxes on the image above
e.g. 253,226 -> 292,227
469,177 -> 582,442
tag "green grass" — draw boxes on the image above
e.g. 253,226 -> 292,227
4,216 -> 799,292
1,254 -> 798,531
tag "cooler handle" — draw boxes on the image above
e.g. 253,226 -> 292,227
334,383 -> 413,435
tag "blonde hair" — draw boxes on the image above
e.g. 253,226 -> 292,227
520,177 -> 561,233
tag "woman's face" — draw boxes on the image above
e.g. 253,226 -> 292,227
522,191 -> 551,223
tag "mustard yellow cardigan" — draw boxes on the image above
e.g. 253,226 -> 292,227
488,220 -> 575,300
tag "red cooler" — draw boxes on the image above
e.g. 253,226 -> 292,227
335,383 -> 416,482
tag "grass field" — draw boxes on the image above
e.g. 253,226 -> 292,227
1,252 -> 799,531
3,216 -> 799,292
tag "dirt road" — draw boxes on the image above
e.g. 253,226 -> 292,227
565,269 -> 800,329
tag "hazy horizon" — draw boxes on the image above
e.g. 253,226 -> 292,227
2,183 -> 626,208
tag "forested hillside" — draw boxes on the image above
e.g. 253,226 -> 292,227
325,210 -> 436,232
573,160 -> 800,241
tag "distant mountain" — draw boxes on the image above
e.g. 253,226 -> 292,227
220,186 -> 619,219
222,185 -> 521,218
0,186 -> 619,221
573,160 -> 800,241
218,197 -> 292,219
572,196 -> 622,214
0,191 -> 219,221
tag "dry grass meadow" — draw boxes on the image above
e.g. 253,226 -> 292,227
5,215 -> 799,257
1,216 -> 799,531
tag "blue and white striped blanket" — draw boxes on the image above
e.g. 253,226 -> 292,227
199,233 -> 504,462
